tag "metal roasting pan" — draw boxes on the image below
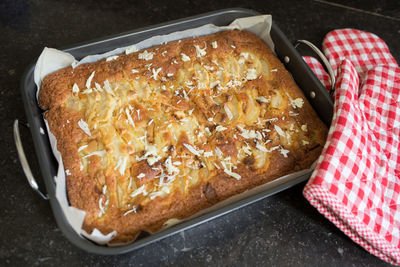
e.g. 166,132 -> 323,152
15,8 -> 334,254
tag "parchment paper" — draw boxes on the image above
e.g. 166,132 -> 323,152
34,14 -> 314,245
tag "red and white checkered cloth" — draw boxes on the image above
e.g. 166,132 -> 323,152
302,29 -> 400,265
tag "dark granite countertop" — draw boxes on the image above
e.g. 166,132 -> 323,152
1,0 -> 399,266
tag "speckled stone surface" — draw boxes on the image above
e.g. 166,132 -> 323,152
1,0 -> 399,266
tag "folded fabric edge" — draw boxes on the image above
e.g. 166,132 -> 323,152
303,184 -> 400,265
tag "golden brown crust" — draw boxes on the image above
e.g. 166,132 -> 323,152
39,30 -> 328,243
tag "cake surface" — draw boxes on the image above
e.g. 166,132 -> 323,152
39,29 -> 328,243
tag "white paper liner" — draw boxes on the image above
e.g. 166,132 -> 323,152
34,14 -> 314,245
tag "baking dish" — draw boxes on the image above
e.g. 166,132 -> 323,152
15,8 -> 333,254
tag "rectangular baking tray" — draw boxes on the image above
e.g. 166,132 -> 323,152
19,8 -> 333,255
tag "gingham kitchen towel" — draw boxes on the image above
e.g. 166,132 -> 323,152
302,29 -> 400,265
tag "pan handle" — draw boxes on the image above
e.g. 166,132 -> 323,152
13,119 -> 49,200
295,40 -> 336,97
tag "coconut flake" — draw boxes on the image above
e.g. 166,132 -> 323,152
211,41 -> 218,49
115,156 -> 128,175
82,150 -> 106,158
137,173 -> 145,179
301,124 -> 308,132
78,145 -> 88,152
280,148 -> 290,158
164,156 -> 180,176
125,108 -> 135,127
138,50 -> 154,61
98,197 -> 105,217
293,98 -> 304,108
131,69 -> 139,74
78,119 -> 91,136
242,143 -> 252,155
86,71 -> 95,89
123,206 -> 137,216
194,44 -> 206,57
94,82 -> 103,92
215,125 -> 227,132
224,104 -> 233,120
72,83 -> 80,93
255,96 -> 269,103
151,67 -> 162,80
183,144 -> 203,156
237,126 -> 262,140
181,53 -> 190,62
82,88 -> 93,94
224,169 -> 241,180
203,151 -> 213,157
256,142 -> 268,152
264,118 -> 279,123
130,185 -> 148,198
103,80 -> 115,96
274,125 -> 286,137
286,92 -> 304,109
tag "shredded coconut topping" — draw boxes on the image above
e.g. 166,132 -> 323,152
215,125 -> 227,132
151,67 -> 162,80
125,108 -> 135,127
286,92 -> 304,109
181,53 -> 190,62
274,125 -> 286,137
224,104 -> 233,120
138,50 -> 154,61
86,71 -> 95,89
78,145 -> 88,152
123,206 -> 137,216
183,143 -> 203,156
280,147 -> 290,158
103,80 -> 115,96
256,96 -> 270,103
72,83 -> 79,93
194,44 -> 206,57
78,119 -> 91,136
237,126 -> 262,140
94,82 -> 103,92
130,185 -> 148,198
82,150 -> 106,158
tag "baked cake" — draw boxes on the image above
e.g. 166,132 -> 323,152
39,30 -> 328,243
